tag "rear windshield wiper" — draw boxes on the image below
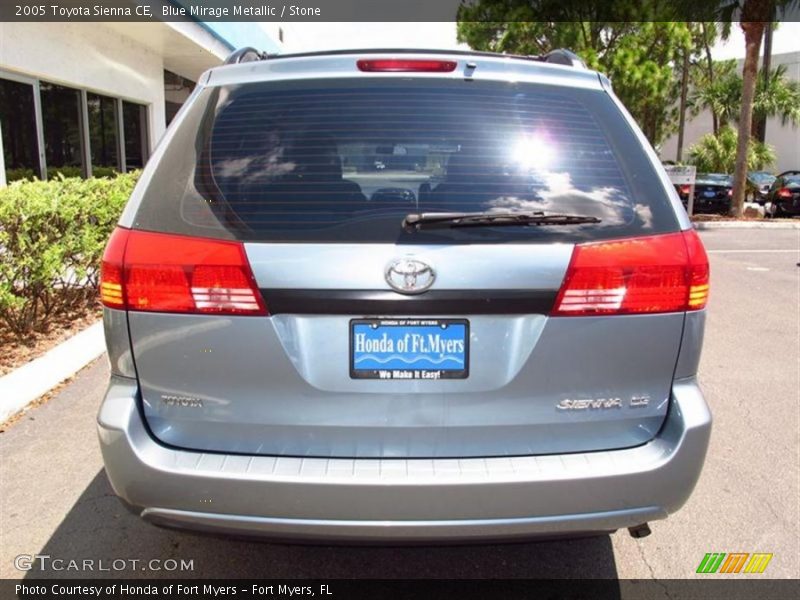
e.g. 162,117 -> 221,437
403,211 -> 601,231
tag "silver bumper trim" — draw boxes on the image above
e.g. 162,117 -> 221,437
98,377 -> 711,540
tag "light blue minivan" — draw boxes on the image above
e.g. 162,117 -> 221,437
97,48 -> 711,542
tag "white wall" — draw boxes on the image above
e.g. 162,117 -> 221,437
0,22 -> 167,150
661,51 -> 800,173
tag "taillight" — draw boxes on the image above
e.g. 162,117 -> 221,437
356,59 -> 457,72
684,230 -> 710,309
679,184 -> 691,196
100,227 -> 129,309
99,228 -> 267,315
552,231 -> 709,316
727,188 -> 733,197
777,187 -> 792,199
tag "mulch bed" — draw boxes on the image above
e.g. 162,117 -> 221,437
0,304 -> 102,378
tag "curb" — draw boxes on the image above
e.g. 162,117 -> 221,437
0,322 -> 105,423
693,221 -> 800,230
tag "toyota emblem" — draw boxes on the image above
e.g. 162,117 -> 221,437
384,258 -> 436,295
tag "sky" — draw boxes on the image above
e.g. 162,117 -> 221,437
265,22 -> 800,59
271,22 -> 466,52
713,22 -> 800,59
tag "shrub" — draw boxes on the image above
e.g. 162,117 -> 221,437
48,166 -> 83,179
91,166 -> 119,178
687,126 -> 776,174
0,172 -> 139,336
5,168 -> 37,183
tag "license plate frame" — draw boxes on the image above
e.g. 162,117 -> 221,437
349,318 -> 469,380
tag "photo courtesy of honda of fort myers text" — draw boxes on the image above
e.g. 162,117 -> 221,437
1,0 -> 799,599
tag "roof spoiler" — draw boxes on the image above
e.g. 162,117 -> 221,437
224,47 -> 267,65
223,47 -> 587,68
541,49 -> 586,68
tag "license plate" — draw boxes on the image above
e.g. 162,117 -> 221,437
350,319 -> 469,380
703,190 -> 716,198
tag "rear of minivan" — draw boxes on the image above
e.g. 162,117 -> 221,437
97,50 -> 711,541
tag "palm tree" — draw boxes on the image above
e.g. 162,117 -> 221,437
691,62 -> 800,137
688,126 -> 776,174
753,64 -> 800,133
754,22 -> 776,142
691,66 -> 741,133
728,0 -> 797,217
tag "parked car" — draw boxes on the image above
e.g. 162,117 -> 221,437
765,170 -> 800,217
747,171 -> 776,204
97,48 -> 711,542
675,173 -> 733,214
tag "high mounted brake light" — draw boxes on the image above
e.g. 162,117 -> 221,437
100,228 -> 267,316
552,230 -> 709,316
357,59 -> 457,72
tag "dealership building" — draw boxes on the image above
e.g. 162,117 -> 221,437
0,20 -> 280,185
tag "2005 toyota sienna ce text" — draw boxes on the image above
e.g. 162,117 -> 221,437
96,48 -> 712,542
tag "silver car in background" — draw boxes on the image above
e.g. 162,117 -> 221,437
97,48 -> 711,542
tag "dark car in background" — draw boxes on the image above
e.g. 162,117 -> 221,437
747,171 -> 776,204
676,173 -> 733,215
765,171 -> 800,217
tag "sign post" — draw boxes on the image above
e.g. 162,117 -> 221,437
664,165 -> 697,217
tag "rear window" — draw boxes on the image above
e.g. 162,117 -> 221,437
133,78 -> 679,243
748,172 -> 774,184
696,174 -> 733,185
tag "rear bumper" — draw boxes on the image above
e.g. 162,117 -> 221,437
97,378 -> 711,542
773,200 -> 800,216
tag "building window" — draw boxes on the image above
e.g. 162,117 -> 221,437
122,101 -> 148,170
1,70 -> 151,184
164,70 -> 195,126
0,77 -> 40,181
87,92 -> 120,176
40,82 -> 85,178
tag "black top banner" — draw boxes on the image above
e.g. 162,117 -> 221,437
2,0 -> 799,22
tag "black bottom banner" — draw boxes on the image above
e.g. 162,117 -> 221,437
4,579 -> 800,600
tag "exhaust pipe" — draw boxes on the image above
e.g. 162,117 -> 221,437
628,523 -> 652,539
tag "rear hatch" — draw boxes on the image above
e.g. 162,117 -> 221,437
693,174 -> 732,211
775,175 -> 800,211
104,56 -> 707,458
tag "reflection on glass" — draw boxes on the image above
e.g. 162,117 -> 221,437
0,77 -> 40,181
510,133 -> 556,172
195,80 -> 669,242
122,101 -> 148,170
40,81 -> 84,178
87,92 -> 119,176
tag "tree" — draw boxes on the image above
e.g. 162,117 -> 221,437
696,22 -> 733,134
753,64 -> 800,132
727,0 -> 795,217
456,13 -> 717,146
754,22 -> 776,142
688,126 -> 775,174
690,60 -> 740,134
691,61 -> 800,136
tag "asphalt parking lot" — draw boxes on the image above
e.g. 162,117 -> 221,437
1,229 -> 798,582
